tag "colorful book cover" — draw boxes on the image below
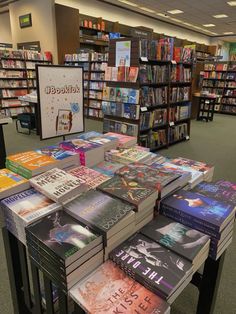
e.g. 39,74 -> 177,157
128,67 -> 139,83
65,190 -> 134,235
161,190 -> 235,231
117,66 -> 126,82
59,139 -> 101,153
116,88 -> 123,102
69,260 -> 170,314
171,157 -> 213,173
141,216 -> 210,262
105,132 -> 137,147
97,176 -> 156,208
35,146 -> 77,161
92,161 -> 123,177
110,233 -> 192,299
109,87 -> 116,102
0,169 -> 28,192
1,188 -> 60,223
26,210 -> 100,261
115,147 -> 150,163
128,89 -> 139,104
77,131 -> 103,141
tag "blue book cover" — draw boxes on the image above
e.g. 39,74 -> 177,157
77,131 -> 103,140
36,146 -> 77,161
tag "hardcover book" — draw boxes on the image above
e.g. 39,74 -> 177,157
92,161 -> 124,177
69,260 -> 170,314
105,132 -> 137,148
97,176 -> 158,211
64,190 -> 134,239
141,215 -> 210,263
109,233 -> 192,300
35,146 -> 77,161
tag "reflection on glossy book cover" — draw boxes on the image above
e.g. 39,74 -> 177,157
70,260 -> 170,314
141,216 -> 210,262
1,188 -> 60,223
162,190 -> 234,226
110,234 -> 192,298
27,211 -> 99,259
65,190 -> 133,233
0,169 -> 28,191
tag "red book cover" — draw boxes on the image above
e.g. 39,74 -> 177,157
174,48 -> 182,62
127,67 -> 139,82
117,66 -> 126,82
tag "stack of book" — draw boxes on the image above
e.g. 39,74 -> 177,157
160,189 -> 236,260
6,151 -> 57,179
26,210 -> 103,291
92,160 -> 124,176
59,139 -> 104,167
105,132 -> 137,148
69,260 -> 170,314
29,168 -> 88,204
64,190 -> 135,260
77,131 -> 118,151
68,166 -> 110,189
0,168 -> 30,199
1,188 -> 61,244
109,232 -> 193,303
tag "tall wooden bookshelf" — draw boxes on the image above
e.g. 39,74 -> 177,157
0,50 -> 52,117
103,37 -> 193,151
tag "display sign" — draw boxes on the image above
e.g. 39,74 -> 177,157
37,65 -> 84,140
19,13 -> 32,28
115,41 -> 131,67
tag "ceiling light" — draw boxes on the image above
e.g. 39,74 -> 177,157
139,7 -> 156,13
224,31 -> 234,34
118,0 -> 138,7
203,24 -> 215,27
182,22 -> 194,26
227,1 -> 236,6
169,17 -> 182,22
213,14 -> 228,18
211,32 -> 218,35
167,9 -> 184,14
156,13 -> 169,18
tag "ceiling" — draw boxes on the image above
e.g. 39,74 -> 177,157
101,0 -> 236,38
0,0 -> 19,8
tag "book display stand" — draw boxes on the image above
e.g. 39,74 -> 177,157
197,96 -> 216,122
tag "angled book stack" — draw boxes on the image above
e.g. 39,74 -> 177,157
64,190 -> 135,259
70,260 -> 170,314
29,168 -> 88,204
77,131 -> 118,151
109,233 -> 193,303
1,188 -> 61,244
105,132 -> 137,148
0,168 -> 30,199
26,210 -> 103,291
59,139 -> 104,167
6,151 -> 57,179
92,160 -> 124,176
160,189 -> 236,260
68,166 -> 110,190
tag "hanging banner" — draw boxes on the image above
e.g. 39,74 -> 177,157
37,65 -> 84,140
115,40 -> 131,67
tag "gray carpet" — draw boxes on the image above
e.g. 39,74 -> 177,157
0,115 -> 235,314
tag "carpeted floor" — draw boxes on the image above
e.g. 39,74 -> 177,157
0,114 -> 235,314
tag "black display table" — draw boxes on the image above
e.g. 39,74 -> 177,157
0,117 -> 12,168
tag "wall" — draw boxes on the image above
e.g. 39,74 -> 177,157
55,0 -> 211,45
9,0 -> 58,62
0,12 -> 12,44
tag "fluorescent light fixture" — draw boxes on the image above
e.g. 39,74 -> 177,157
118,0 -> 138,7
227,1 -> 236,6
169,17 -> 182,22
167,9 -> 184,14
213,14 -> 228,18
224,31 -> 234,34
156,13 -> 169,18
203,24 -> 215,27
182,22 -> 195,26
211,32 -> 218,35
139,7 -> 156,13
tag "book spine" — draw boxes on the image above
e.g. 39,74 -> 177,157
17,165 -> 32,179
160,205 -> 220,239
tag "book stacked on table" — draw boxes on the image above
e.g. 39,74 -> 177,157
68,166 -> 110,190
105,132 -> 137,148
0,188 -> 61,244
26,210 -> 103,292
29,168 -> 88,204
6,151 -> 57,179
59,139 -> 104,167
109,233 -> 193,304
92,160 -> 124,176
160,189 -> 236,260
35,145 -> 80,169
64,190 -> 135,260
97,175 -> 158,233
141,215 -> 210,272
77,131 -> 118,151
0,168 -> 30,199
69,260 -> 170,314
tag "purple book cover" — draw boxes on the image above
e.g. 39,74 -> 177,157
59,139 -> 101,153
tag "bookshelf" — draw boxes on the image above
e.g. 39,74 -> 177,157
64,51 -> 108,121
0,50 -> 52,117
201,61 -> 236,115
102,38 -> 193,151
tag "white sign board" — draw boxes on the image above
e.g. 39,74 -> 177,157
37,65 -> 84,140
115,41 -> 131,67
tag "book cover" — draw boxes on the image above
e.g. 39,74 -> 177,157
35,146 -> 77,161
59,139 -> 101,153
1,188 -> 60,223
110,233 -> 192,299
128,67 -> 139,83
77,132 -> 103,141
97,176 -> 156,208
70,260 -> 170,314
0,169 -> 28,192
65,190 -> 134,235
26,210 -> 100,261
171,157 -> 213,173
117,66 -> 126,82
141,216 -> 210,262
105,132 -> 137,148
92,161 -> 123,177
161,190 -> 235,231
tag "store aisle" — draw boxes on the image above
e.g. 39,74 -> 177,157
0,114 -> 235,314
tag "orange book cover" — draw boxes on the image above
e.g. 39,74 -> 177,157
0,169 -> 28,192
69,260 -> 170,314
117,66 -> 126,82
128,67 -> 139,82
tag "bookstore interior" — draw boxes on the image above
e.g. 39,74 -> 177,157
0,0 -> 236,314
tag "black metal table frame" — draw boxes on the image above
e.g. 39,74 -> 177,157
0,123 -> 7,169
2,227 -> 225,314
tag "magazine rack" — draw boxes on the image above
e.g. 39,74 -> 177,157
2,226 -> 226,314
